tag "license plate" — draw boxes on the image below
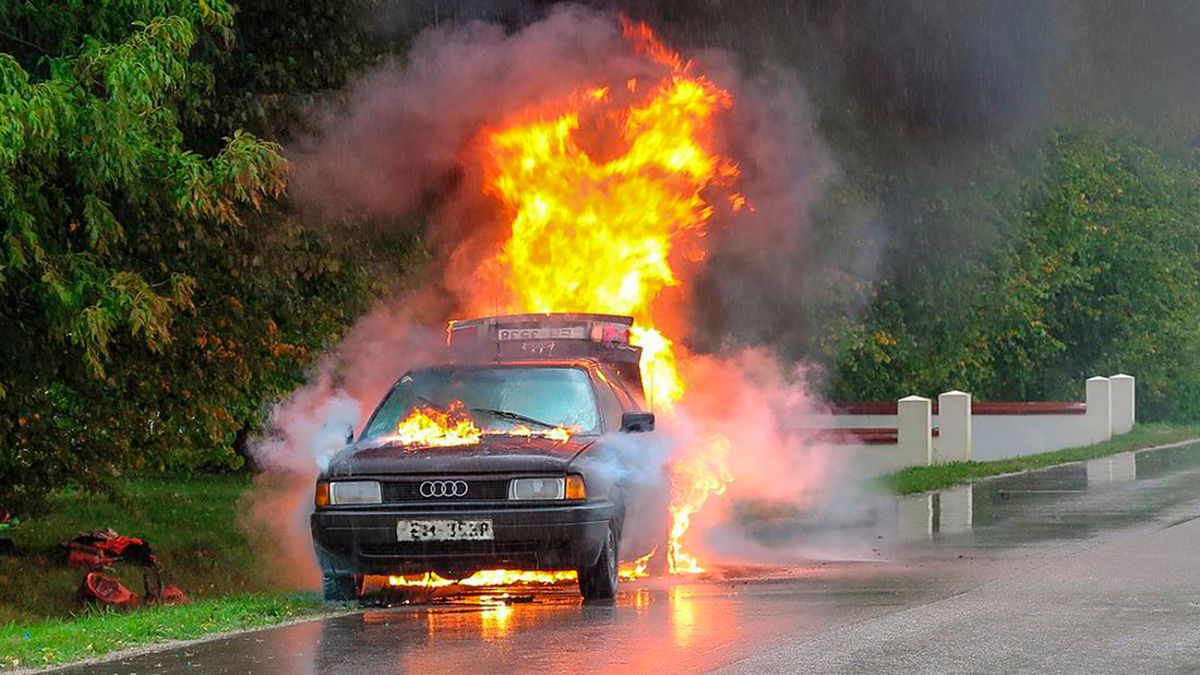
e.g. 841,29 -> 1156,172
397,519 -> 494,542
497,326 -> 585,340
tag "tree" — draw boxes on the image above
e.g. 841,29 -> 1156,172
0,1 -> 289,504
826,131 -> 1200,421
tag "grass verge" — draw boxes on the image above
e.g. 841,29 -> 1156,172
882,422 -> 1200,495
0,474 -> 326,670
0,592 -> 325,670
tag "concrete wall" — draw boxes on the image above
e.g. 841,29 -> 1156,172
972,414 -> 1090,461
820,414 -> 899,429
844,443 -> 908,476
824,374 -> 1135,473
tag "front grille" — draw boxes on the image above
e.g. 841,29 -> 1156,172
380,479 -> 510,503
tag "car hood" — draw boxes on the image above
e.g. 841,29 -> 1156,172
325,435 -> 596,477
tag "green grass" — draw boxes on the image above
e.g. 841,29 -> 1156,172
0,592 -> 325,670
882,422 -> 1200,495
0,474 -> 331,670
0,475 -> 288,623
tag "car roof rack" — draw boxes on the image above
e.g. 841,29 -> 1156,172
447,313 -> 644,389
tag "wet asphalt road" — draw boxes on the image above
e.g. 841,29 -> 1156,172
53,441 -> 1200,674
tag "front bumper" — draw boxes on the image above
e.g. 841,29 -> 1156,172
311,501 -> 615,577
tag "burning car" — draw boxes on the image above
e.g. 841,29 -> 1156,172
310,313 -> 657,601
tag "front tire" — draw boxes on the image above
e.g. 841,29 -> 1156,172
578,523 -> 619,602
321,572 -> 360,602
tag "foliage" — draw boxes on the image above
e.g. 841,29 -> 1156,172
826,132 -> 1200,421
0,1 -> 416,507
3,0 -> 1199,511
185,0 -> 390,149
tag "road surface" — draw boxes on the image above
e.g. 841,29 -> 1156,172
53,442 -> 1200,674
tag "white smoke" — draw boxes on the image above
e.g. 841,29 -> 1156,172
244,5 -> 867,585
240,293 -> 447,587
575,431 -> 674,557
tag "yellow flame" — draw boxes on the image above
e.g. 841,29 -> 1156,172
387,556 -> 653,589
629,326 -> 683,411
667,436 -> 734,574
475,19 -> 739,573
389,401 -> 482,448
623,548 -> 656,579
388,402 -> 575,448
507,424 -> 575,443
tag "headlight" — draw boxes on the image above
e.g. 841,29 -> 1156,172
329,481 -> 382,505
508,475 -> 587,500
509,477 -> 565,500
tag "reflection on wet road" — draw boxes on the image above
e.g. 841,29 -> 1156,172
57,570 -> 947,674
898,442 -> 1200,546
55,441 -> 1200,674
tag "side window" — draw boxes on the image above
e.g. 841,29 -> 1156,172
604,368 -> 641,411
593,376 -> 625,433
363,379 -> 413,440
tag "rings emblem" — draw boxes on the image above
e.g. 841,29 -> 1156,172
419,480 -> 468,498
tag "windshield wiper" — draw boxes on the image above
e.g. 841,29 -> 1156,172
468,407 -> 558,430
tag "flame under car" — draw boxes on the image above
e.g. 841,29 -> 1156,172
310,314 -> 657,601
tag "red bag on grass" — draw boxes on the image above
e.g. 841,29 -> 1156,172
67,529 -> 188,608
65,529 -> 157,570
78,572 -> 141,608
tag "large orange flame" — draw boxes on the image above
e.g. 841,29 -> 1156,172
667,436 -> 733,573
389,401 -> 482,448
473,19 -> 737,574
387,550 -> 655,589
387,402 -> 576,447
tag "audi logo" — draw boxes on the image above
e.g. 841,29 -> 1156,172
419,480 -> 469,498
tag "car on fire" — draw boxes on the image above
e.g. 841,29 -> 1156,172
310,313 -> 657,601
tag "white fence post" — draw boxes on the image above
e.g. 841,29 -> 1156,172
898,395 -> 933,467
936,391 -> 972,463
1109,374 -> 1136,435
1086,376 -> 1112,444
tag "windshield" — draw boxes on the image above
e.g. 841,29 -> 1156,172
362,366 -> 600,441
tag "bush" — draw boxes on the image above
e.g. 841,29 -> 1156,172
0,1 -> 415,507
827,131 -> 1200,421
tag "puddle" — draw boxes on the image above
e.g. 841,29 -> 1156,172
897,442 -> 1200,546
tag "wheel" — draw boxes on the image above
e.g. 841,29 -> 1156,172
316,547 -> 360,602
577,523 -> 619,602
322,572 -> 359,602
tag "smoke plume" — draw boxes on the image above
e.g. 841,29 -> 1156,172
248,4 -> 854,583
240,298 -> 449,585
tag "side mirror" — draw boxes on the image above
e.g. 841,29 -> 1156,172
620,412 -> 655,433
